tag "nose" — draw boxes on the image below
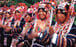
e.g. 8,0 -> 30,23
6,14 -> 8,15
40,12 -> 43,14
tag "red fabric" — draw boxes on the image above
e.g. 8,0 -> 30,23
18,3 -> 28,9
14,14 -> 22,20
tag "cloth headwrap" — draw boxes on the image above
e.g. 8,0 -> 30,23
0,9 -> 3,14
24,8 -> 35,21
74,0 -> 76,1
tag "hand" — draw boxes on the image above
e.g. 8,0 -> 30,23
18,42 -> 24,47
5,26 -> 12,32
3,25 -> 7,29
28,32 -> 38,39
49,26 -> 54,36
74,12 -> 76,16
0,24 -> 3,28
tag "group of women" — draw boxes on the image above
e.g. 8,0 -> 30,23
0,0 -> 76,47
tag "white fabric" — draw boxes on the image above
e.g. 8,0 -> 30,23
51,33 -> 58,44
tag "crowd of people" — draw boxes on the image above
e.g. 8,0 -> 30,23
0,0 -> 76,47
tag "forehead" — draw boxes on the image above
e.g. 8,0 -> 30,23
38,8 -> 47,13
25,14 -> 31,17
38,8 -> 45,11
58,9 -> 61,11
57,13 -> 65,17
39,9 -> 44,11
26,14 -> 30,16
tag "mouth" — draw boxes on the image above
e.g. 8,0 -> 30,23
40,14 -> 44,17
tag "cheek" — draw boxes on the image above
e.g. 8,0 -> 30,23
7,15 -> 10,17
40,15 -> 45,18
38,13 -> 40,15
27,17 -> 30,20
38,12 -> 42,16
16,13 -> 20,15
26,17 -> 31,21
61,16 -> 66,21
16,15 -> 19,17
43,12 -> 47,15
59,16 -> 66,22
0,15 -> 2,17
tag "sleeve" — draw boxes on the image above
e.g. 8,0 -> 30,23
51,24 -> 76,47
51,33 -> 76,47
16,18 -> 25,33
20,27 -> 26,37
37,30 -> 50,44
11,18 -> 14,27
20,18 -> 25,29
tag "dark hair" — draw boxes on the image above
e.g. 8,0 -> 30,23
62,12 -> 67,17
56,9 -> 67,17
15,10 -> 20,13
56,9 -> 63,14
25,13 -> 32,17
6,12 -> 11,15
65,4 -> 69,11
38,8 -> 47,13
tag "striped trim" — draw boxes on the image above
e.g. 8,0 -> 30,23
33,43 -> 44,47
63,37 -> 65,47
42,34 -> 48,42
51,33 -> 58,44
44,37 -> 49,44
67,34 -> 76,38
60,35 -> 62,47
44,34 -> 49,43
61,38 -> 64,47
56,35 -> 58,46
24,40 -> 31,46
72,39 -> 75,42
64,37 -> 67,47
68,39 -> 72,47
57,35 -> 60,47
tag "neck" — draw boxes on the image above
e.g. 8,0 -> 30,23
27,20 -> 32,23
40,18 -> 46,21
59,20 -> 67,25
0,17 -> 2,20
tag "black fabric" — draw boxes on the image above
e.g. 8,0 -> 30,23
7,36 -> 12,47
0,28 -> 4,47
11,18 -> 25,34
70,23 -> 76,34
51,21 -> 55,25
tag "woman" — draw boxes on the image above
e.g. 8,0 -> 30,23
51,8 -> 76,47
17,12 -> 35,47
30,7 -> 54,47
11,8 -> 35,47
10,8 -> 24,47
0,11 -> 4,47
3,9 -> 13,47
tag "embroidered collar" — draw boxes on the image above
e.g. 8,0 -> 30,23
54,16 -> 75,36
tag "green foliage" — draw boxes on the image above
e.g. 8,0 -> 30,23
74,18 -> 76,25
8,0 -> 42,7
